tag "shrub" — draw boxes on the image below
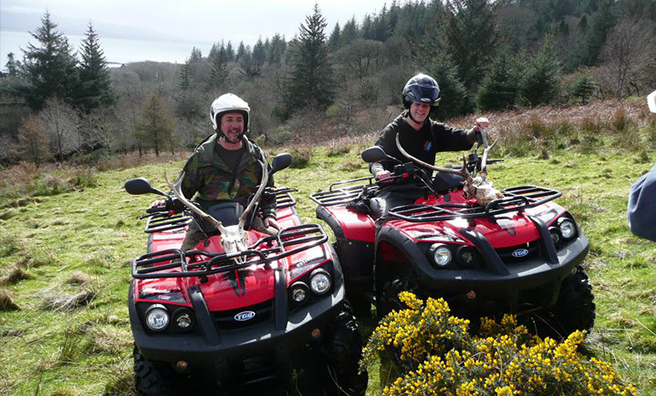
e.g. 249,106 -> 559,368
29,174 -> 72,197
289,146 -> 313,169
69,169 -> 99,190
362,292 -> 637,396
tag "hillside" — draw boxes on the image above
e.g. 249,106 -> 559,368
1,99 -> 655,395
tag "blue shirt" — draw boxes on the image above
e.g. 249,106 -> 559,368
628,162 -> 656,241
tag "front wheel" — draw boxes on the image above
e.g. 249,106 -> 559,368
133,344 -> 178,396
528,266 -> 595,339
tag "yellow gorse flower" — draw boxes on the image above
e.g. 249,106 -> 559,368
362,292 -> 637,396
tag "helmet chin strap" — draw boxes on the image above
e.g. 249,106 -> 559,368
218,131 -> 245,144
406,109 -> 428,126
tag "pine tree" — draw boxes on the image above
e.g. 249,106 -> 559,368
328,23 -> 341,51
77,23 -> 116,113
341,18 -> 358,46
475,49 -> 519,111
569,74 -> 597,104
21,11 -> 79,110
134,93 -> 176,157
236,42 -> 247,62
225,42 -> 235,62
443,0 -> 499,93
284,4 -> 334,113
189,47 -> 203,63
426,54 -> 471,120
4,53 -> 21,77
267,34 -> 287,64
520,40 -> 562,106
209,45 -> 228,89
178,61 -> 192,91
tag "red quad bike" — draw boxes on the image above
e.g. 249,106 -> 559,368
123,153 -> 367,396
310,135 -> 595,338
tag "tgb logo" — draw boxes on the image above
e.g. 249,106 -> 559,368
234,311 -> 256,322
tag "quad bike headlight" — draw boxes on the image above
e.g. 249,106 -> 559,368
548,227 -> 562,246
430,243 -> 452,267
290,282 -> 309,303
172,309 -> 194,330
145,304 -> 169,331
310,270 -> 332,295
457,246 -> 476,268
558,218 -> 576,240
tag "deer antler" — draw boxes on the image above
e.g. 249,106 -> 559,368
238,156 -> 269,229
395,133 -> 469,178
479,138 -> 497,176
165,172 -> 227,233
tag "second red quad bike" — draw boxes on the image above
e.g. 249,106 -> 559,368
124,153 -> 366,396
311,132 -> 595,338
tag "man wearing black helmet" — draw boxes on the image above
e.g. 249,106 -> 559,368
369,73 -> 487,215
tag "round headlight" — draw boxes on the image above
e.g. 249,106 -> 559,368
430,244 -> 452,267
173,310 -> 194,329
310,272 -> 332,295
559,219 -> 576,239
290,282 -> 309,303
549,227 -> 562,246
457,246 -> 476,267
145,304 -> 169,331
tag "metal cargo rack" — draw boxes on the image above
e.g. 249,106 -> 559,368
132,223 -> 328,280
388,185 -> 562,222
268,186 -> 297,209
145,212 -> 191,233
309,176 -> 379,206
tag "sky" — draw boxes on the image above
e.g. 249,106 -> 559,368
1,0 -> 394,65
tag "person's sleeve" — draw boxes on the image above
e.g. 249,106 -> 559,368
369,125 -> 396,175
181,154 -> 201,199
259,151 -> 277,219
434,123 -> 476,152
628,162 -> 656,241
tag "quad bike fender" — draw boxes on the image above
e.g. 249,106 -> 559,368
316,205 -> 375,242
375,224 -> 589,298
129,261 -> 349,367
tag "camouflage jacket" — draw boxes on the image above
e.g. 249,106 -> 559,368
180,135 -> 276,218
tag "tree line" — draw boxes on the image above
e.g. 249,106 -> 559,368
1,0 -> 655,165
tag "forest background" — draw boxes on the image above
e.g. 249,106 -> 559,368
1,0 -> 655,164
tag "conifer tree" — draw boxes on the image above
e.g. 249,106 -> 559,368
426,54 -> 471,120
283,5 -> 334,113
475,49 -> 519,111
134,93 -> 176,156
209,45 -> 228,89
328,23 -> 341,51
4,53 -> 21,77
21,11 -> 79,110
225,42 -> 235,62
178,61 -> 192,91
77,23 -> 116,113
521,40 -> 562,106
443,0 -> 499,93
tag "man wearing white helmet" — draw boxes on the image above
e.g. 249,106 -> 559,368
158,93 -> 279,251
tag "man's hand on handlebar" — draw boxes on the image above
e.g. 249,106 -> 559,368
374,170 -> 393,183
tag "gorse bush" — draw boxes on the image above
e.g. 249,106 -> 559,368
362,292 -> 636,396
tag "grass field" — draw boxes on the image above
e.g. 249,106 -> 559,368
1,101 -> 656,395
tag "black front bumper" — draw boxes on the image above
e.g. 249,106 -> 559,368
129,269 -> 347,385
377,223 -> 590,313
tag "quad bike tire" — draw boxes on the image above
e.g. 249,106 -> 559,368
133,344 -> 178,396
293,305 -> 367,396
377,275 -> 422,318
529,265 -> 595,340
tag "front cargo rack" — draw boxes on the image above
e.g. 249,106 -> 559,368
145,212 -> 191,233
132,223 -> 328,280
268,186 -> 297,209
388,185 -> 562,222
309,176 -> 379,206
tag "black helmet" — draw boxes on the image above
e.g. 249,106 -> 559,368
402,73 -> 440,108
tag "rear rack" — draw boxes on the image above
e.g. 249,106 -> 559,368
309,176 -> 378,206
132,223 -> 328,280
145,212 -> 191,233
388,185 -> 561,222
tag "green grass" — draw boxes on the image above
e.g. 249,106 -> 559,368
0,142 -> 655,394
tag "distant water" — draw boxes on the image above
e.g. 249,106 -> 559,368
0,31 -> 212,68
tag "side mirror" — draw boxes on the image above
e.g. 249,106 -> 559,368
648,90 -> 656,113
124,178 -> 166,196
361,146 -> 391,163
271,153 -> 292,174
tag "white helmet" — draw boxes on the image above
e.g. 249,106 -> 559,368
209,93 -> 250,131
